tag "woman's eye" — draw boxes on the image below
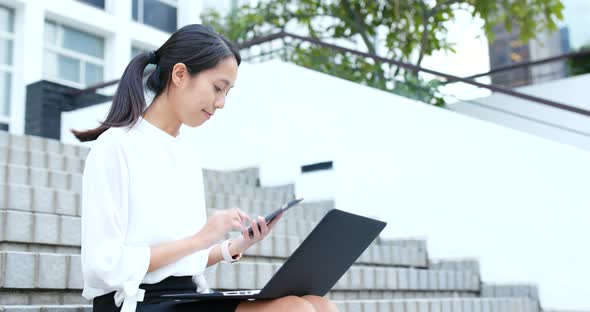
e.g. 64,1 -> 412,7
214,85 -> 222,92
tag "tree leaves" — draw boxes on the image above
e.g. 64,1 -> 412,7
567,45 -> 590,76
201,0 -> 564,107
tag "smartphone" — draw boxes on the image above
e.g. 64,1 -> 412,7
247,197 -> 304,238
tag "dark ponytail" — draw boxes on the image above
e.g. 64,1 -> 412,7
71,24 -> 241,142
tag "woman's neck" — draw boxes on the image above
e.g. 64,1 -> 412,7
143,96 -> 182,137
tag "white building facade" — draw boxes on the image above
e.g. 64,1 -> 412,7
61,60 -> 590,310
2,1 -> 590,309
0,0 -> 216,134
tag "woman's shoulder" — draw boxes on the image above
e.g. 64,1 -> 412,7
86,126 -> 133,161
94,125 -> 132,146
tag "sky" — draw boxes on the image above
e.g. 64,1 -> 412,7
421,0 -> 590,103
561,0 -> 590,49
203,0 -> 590,99
420,8 -> 492,103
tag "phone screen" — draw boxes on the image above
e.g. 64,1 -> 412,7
247,197 -> 304,237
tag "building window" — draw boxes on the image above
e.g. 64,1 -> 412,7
301,161 -> 333,173
132,0 -> 177,33
43,20 -> 105,88
0,5 -> 14,120
132,46 -> 157,70
76,0 -> 105,9
131,46 -> 148,58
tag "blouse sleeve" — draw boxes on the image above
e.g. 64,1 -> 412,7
80,138 -> 151,312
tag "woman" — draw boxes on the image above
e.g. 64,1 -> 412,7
72,24 -> 338,312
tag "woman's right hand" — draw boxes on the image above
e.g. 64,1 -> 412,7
195,208 -> 251,246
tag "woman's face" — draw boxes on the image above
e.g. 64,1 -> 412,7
170,57 -> 238,128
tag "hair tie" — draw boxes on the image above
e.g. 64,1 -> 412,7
152,64 -> 162,89
148,51 -> 159,64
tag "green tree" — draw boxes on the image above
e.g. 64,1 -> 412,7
202,0 -> 564,106
567,45 -> 590,76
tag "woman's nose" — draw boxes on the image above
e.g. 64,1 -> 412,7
214,98 -> 225,109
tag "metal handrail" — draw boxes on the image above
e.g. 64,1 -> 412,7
72,31 -> 590,117
447,49 -> 590,83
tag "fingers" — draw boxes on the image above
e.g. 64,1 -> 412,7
234,208 -> 251,225
251,219 -> 261,239
229,208 -> 251,231
224,208 -> 280,242
231,219 -> 244,232
259,216 -> 270,236
267,212 -> 283,230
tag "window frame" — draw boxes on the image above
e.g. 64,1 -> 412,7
76,0 -> 106,10
42,20 -> 106,89
133,0 -> 178,33
0,4 -> 15,125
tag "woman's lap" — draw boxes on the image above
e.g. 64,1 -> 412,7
93,294 -> 242,312
137,299 -> 242,312
92,276 -> 243,312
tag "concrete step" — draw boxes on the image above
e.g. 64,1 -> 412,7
208,180 -> 295,195
203,262 -> 480,293
0,132 -> 89,160
0,133 -> 262,191
0,164 -> 82,193
0,183 -> 296,219
0,288 -> 482,307
205,184 -> 295,205
0,289 -> 482,306
0,182 -> 298,219
0,305 -> 92,312
0,184 -> 79,216
206,195 -> 330,221
0,209 -> 80,247
333,298 -> 539,312
0,146 -> 84,175
203,167 -> 259,187
0,251 -> 83,290
0,290 -> 89,306
377,237 -> 428,252
0,192 -> 423,257
0,242 -> 79,254
0,297 -> 539,312
329,290 -> 479,300
0,251 -> 478,294
430,258 -> 480,274
0,205 -> 328,248
0,163 -> 285,200
481,284 -> 539,301
0,182 -> 331,240
1,145 -> 264,189
0,208 -> 427,268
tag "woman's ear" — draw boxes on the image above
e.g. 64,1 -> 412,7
171,63 -> 188,87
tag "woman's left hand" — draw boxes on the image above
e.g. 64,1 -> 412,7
228,212 -> 283,255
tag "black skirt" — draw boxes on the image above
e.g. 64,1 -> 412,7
92,276 -> 242,312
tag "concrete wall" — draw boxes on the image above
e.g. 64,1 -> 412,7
0,0 -> 200,134
62,60 -> 590,310
449,73 -> 590,151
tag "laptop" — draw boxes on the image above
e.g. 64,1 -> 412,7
157,209 -> 387,301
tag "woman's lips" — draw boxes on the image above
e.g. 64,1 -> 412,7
203,110 -> 212,119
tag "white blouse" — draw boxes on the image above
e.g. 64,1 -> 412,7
80,116 -> 212,312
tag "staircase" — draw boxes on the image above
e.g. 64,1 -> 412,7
0,131 -> 560,312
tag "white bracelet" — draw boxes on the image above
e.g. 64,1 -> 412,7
221,239 -> 241,263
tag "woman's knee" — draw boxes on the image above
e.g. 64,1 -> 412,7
237,295 -> 316,312
279,296 -> 316,312
302,295 -> 339,312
